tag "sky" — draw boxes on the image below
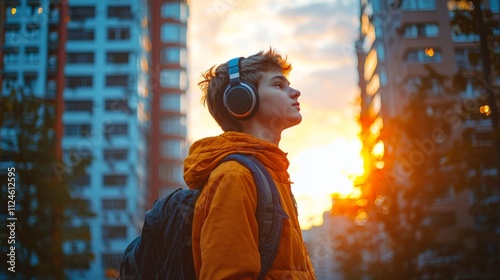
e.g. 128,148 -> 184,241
186,0 -> 363,230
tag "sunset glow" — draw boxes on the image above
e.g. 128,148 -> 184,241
288,138 -> 365,229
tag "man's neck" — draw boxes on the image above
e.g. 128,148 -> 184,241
243,124 -> 281,146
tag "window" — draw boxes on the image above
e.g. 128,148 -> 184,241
25,47 -> 39,64
448,0 -> 473,11
470,131 -> 493,147
405,76 -> 422,94
160,69 -> 187,90
69,6 -> 95,20
108,6 -> 132,19
161,24 -> 187,43
67,52 -> 94,64
107,52 -> 129,64
26,25 -> 41,40
451,26 -> 479,42
161,139 -> 185,159
102,226 -> 127,239
65,100 -> 93,113
159,164 -> 184,183
106,75 -> 129,87
4,24 -> 20,43
460,79 -> 481,98
64,124 -> 91,137
455,48 -> 482,70
103,149 -> 128,161
104,123 -> 128,136
24,73 -> 38,91
161,2 -> 188,23
64,148 -> 91,166
160,93 -> 185,113
102,199 -> 126,211
105,99 -> 129,111
66,76 -> 93,88
490,0 -> 500,12
67,29 -> 94,40
103,175 -> 127,186
405,48 -> 442,63
2,73 -> 18,91
107,28 -> 130,40
69,174 -> 91,187
160,47 -> 187,67
403,23 -> 439,38
160,116 -> 186,136
403,0 -> 436,10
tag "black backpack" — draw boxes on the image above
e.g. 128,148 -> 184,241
118,154 -> 288,280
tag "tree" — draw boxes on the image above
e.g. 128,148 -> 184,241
334,66 -> 462,279
450,0 -> 500,176
448,2 -> 500,275
0,88 -> 93,279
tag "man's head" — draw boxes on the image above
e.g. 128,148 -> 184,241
199,48 -> 294,132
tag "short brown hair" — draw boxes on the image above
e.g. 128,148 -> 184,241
199,48 -> 292,132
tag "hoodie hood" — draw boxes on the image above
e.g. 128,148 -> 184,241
184,132 -> 289,190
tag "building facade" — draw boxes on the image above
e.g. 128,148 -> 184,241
2,0 -> 189,278
149,0 -> 189,207
357,0 -> 500,278
62,0 -> 151,278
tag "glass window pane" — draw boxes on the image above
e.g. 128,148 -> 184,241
161,47 -> 187,67
160,70 -> 187,90
425,24 -> 439,37
161,93 -> 179,111
161,2 -> 188,22
161,24 -> 186,43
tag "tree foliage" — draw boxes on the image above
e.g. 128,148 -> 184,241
0,88 -> 94,279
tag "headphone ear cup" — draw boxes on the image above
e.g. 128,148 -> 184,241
223,82 -> 259,120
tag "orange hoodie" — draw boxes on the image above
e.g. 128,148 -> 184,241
184,132 -> 316,280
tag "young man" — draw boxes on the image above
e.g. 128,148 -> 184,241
183,49 -> 316,279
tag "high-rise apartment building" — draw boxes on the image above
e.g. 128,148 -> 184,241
357,0 -> 499,277
62,0 -> 151,278
149,0 -> 189,206
2,0 -> 189,278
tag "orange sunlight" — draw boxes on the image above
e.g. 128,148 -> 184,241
288,138 -> 365,230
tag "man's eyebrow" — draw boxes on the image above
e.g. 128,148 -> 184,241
270,75 -> 290,85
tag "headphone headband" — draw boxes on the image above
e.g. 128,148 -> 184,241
227,57 -> 243,87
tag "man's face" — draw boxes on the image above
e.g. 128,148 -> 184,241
252,70 -> 302,132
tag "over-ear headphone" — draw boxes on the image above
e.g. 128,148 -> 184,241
223,57 -> 259,120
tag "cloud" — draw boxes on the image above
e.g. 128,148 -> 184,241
295,67 -> 358,110
187,0 -> 360,140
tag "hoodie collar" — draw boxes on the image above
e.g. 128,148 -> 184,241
184,132 -> 289,190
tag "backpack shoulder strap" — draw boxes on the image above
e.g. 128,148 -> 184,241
220,154 -> 287,280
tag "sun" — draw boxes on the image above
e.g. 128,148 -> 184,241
288,138 -> 365,230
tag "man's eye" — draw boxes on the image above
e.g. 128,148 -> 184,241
274,83 -> 282,88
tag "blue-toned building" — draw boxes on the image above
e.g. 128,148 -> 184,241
62,0 -> 152,278
2,0 -> 188,279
